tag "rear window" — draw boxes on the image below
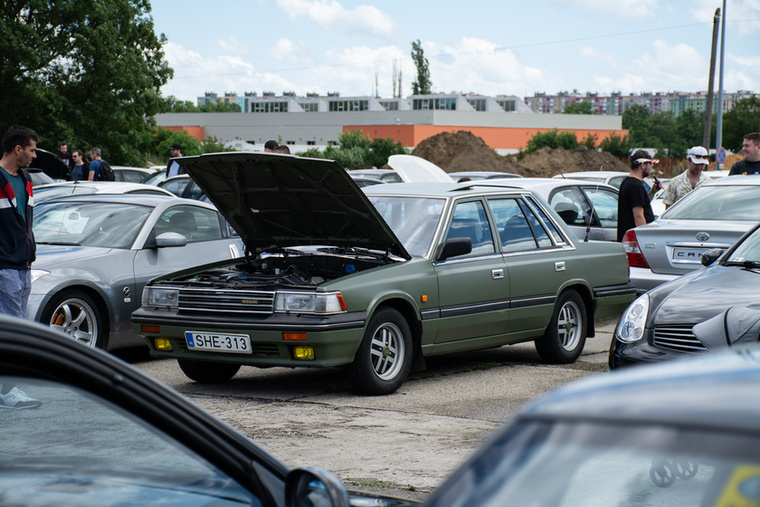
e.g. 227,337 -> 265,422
663,185 -> 760,221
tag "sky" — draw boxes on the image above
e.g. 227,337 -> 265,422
150,0 -> 760,103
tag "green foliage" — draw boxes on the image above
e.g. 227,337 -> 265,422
599,133 -> 631,158
581,133 -> 598,149
0,0 -> 173,166
563,102 -> 594,115
154,128 -> 202,159
721,96 -> 760,152
411,39 -> 432,95
295,130 -> 406,169
525,129 -> 579,153
201,136 -> 237,154
622,105 -> 652,146
162,96 -> 241,113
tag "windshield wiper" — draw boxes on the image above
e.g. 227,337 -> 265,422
36,241 -> 82,246
725,260 -> 760,269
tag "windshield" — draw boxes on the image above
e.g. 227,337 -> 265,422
726,227 -> 760,264
367,196 -> 444,257
428,419 -> 760,507
34,201 -> 152,248
663,185 -> 760,220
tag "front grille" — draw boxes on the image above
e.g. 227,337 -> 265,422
178,288 -> 275,314
652,325 -> 706,353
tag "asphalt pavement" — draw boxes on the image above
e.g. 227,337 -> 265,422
132,318 -> 618,501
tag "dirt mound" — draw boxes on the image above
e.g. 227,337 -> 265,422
410,130 -> 629,178
709,153 -> 742,172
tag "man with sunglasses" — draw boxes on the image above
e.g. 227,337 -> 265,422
617,149 -> 662,242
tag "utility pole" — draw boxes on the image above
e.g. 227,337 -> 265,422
703,8 -> 720,149
716,0 -> 727,168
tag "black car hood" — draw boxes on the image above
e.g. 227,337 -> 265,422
178,152 -> 410,259
651,265 -> 760,325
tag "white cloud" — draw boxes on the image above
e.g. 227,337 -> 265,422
690,0 -> 760,34
276,0 -> 395,37
271,38 -> 308,62
581,47 -> 618,68
218,37 -> 249,54
549,0 -> 658,19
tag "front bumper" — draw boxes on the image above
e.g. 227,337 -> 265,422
608,335 -> 695,369
132,307 -> 367,367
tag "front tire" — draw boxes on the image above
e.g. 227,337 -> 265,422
40,289 -> 105,349
535,290 -> 587,363
348,307 -> 412,395
178,359 -> 241,383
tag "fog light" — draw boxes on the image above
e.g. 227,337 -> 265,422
293,346 -> 314,360
154,338 -> 173,351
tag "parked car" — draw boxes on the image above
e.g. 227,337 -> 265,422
29,194 -> 243,350
622,176 -> 760,293
158,174 -> 206,200
349,175 -> 386,188
141,167 -> 168,185
349,169 -> 403,183
424,345 -> 760,506
29,147 -> 70,181
553,170 -> 638,190
33,180 -> 175,204
0,315 -> 415,507
468,178 -> 619,242
610,221 -> 760,368
133,153 -> 635,394
112,165 -> 159,183
448,171 -> 523,181
27,168 -> 56,187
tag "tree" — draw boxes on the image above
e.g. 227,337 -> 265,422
0,0 -> 173,166
622,105 -> 652,146
599,133 -> 631,158
722,96 -> 760,152
525,129 -> 579,153
411,40 -> 432,95
562,102 -> 594,115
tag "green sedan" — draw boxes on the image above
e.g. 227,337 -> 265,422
133,153 -> 635,395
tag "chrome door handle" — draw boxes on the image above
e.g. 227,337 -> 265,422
491,269 -> 504,279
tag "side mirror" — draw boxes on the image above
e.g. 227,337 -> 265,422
154,232 -> 188,248
435,237 -> 471,262
701,248 -> 724,267
286,467 -> 350,507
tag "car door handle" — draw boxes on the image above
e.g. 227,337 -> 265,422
491,269 -> 504,280
555,261 -> 566,272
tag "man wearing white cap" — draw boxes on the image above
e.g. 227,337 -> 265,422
660,146 -> 711,210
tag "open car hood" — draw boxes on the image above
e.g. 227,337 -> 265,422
386,154 -> 453,183
178,152 -> 410,259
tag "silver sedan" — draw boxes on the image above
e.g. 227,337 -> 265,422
622,176 -> 760,293
28,194 -> 243,350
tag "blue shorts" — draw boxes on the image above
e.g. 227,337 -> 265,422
0,269 -> 32,319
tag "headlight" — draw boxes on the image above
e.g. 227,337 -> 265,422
31,269 -> 50,283
615,294 -> 649,343
274,291 -> 346,314
142,286 -> 179,308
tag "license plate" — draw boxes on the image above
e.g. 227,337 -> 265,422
185,331 -> 252,354
671,247 -> 708,264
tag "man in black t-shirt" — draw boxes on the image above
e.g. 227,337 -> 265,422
728,132 -> 760,175
617,150 -> 662,242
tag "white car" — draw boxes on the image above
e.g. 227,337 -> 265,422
34,181 -> 175,205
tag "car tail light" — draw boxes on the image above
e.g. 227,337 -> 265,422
622,230 -> 649,268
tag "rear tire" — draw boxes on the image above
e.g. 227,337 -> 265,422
178,359 -> 241,383
535,290 -> 587,364
348,307 -> 412,395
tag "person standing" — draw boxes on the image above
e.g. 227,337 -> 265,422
617,150 -> 662,242
87,147 -> 104,181
167,143 -> 184,177
57,141 -> 72,167
0,126 -> 42,409
728,132 -> 760,175
661,146 -> 712,210
264,140 -> 279,152
70,149 -> 89,181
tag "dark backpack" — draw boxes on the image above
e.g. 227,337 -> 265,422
98,160 -> 115,181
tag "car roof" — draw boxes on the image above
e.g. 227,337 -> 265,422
36,192 -> 196,208
554,171 -> 628,178
34,181 -> 176,197
522,347 -> 760,433
465,177 -> 618,195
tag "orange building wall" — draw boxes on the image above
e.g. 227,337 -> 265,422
345,125 -> 629,151
161,125 -> 205,140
